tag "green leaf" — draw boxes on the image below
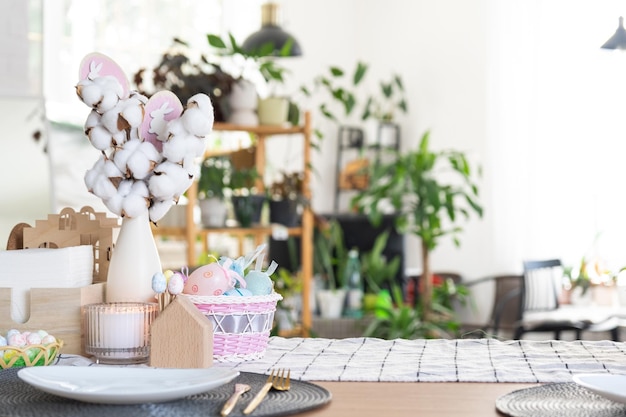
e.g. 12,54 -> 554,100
279,38 -> 294,57
353,61 -> 368,85
207,34 -> 226,49
330,67 -> 344,77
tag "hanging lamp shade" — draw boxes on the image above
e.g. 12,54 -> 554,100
242,2 -> 302,56
601,16 -> 626,50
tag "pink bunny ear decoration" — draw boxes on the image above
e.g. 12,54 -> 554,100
78,52 -> 130,99
140,91 -> 184,152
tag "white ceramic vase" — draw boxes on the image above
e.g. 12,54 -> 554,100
316,289 -> 346,319
106,211 -> 162,303
228,79 -> 259,126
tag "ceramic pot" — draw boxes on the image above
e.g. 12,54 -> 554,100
199,197 -> 228,228
227,80 -> 259,126
269,199 -> 300,227
316,289 -> 346,319
258,97 -> 289,126
231,194 -> 266,227
106,211 -> 162,303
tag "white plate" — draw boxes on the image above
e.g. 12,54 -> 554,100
573,374 -> 626,404
18,366 -> 239,404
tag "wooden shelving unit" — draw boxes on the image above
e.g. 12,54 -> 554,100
154,112 -> 313,335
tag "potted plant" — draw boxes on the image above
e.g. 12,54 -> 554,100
133,38 -> 236,122
351,130 -> 483,321
229,165 -> 265,227
362,74 -> 408,147
268,170 -> 305,227
207,33 -> 294,126
360,230 -> 401,312
313,217 -> 348,319
197,156 -> 230,227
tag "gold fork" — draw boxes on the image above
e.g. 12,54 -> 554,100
243,369 -> 291,415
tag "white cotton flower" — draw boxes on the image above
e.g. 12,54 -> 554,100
126,141 -> 161,180
103,158 -> 124,179
121,181 -> 150,218
76,79 -> 102,108
95,76 -> 124,101
121,99 -> 145,129
162,134 -> 191,163
148,161 -> 192,201
165,118 -> 186,140
149,199 -> 174,223
182,155 -> 201,178
112,138 -> 141,174
112,130 -> 127,148
130,91 -> 148,105
84,110 -> 101,131
91,175 -> 118,200
87,125 -> 114,151
84,157 -> 106,191
100,105 -> 124,135
181,94 -> 214,137
98,89 -> 120,113
103,179 -> 133,216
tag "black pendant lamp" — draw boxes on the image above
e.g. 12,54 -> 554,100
242,2 -> 302,56
601,16 -> 626,50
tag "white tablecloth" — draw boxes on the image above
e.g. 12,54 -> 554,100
216,337 -> 626,383
60,336 -> 626,383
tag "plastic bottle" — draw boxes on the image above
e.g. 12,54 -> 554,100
344,249 -> 364,318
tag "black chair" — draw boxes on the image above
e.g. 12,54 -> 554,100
514,259 -> 620,340
462,274 -> 522,338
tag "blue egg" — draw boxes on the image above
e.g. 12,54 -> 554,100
245,271 -> 273,295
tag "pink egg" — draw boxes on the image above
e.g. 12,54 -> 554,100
184,263 -> 234,296
8,333 -> 26,347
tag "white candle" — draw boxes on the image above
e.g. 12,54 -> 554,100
83,302 -> 158,364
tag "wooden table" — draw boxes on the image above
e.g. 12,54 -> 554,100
296,381 -> 538,417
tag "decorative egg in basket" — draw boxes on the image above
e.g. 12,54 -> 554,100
0,330 -> 63,369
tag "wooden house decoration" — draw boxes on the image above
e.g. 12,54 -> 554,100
150,295 -> 213,368
21,206 -> 118,283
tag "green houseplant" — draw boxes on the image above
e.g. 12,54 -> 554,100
313,217 -> 349,318
268,170 -> 305,227
360,230 -> 401,312
352,131 -> 483,321
207,32 -> 295,125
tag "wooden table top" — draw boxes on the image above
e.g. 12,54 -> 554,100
296,381 -> 539,417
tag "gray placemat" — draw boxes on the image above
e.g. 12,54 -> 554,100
0,368 -> 331,417
496,382 -> 626,417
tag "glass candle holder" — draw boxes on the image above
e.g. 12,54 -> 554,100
82,302 -> 158,364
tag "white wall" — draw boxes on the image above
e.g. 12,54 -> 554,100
277,0 -> 492,280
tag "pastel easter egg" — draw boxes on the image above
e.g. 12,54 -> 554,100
42,335 -> 57,345
6,329 -> 19,339
0,336 -> 6,347
8,333 -> 26,347
184,263 -> 234,296
26,333 -> 42,345
245,271 -> 273,295
152,272 -> 167,294
168,273 -> 185,295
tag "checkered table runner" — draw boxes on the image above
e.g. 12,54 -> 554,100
217,337 -> 626,383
